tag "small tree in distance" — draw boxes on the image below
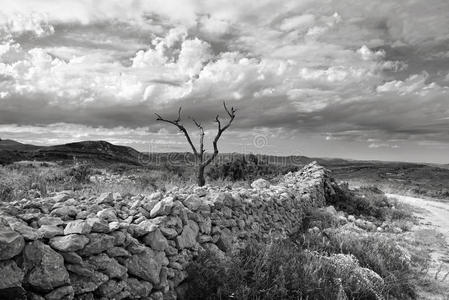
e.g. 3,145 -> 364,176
155,102 -> 237,186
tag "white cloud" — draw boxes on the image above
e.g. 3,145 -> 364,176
280,14 -> 315,31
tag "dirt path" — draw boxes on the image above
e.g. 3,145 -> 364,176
386,194 -> 449,299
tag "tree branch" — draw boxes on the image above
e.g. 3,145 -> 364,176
155,108 -> 198,156
202,101 -> 236,167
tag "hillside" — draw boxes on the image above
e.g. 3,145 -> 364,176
0,140 -> 142,165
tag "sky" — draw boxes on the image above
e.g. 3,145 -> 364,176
1,0 -> 449,164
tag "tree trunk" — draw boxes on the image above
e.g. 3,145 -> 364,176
197,164 -> 206,186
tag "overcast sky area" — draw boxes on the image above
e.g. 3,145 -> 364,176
1,1 -> 449,163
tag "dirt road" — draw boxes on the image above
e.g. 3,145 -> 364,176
386,193 -> 449,299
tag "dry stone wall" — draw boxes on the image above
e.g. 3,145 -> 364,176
0,162 -> 340,300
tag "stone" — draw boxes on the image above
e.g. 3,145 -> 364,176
251,178 -> 270,189
50,234 -> 89,252
159,227 -> 178,239
107,247 -> 130,258
60,252 -> 83,265
97,208 -> 117,222
137,216 -> 167,234
39,225 -> 63,239
0,228 -> 25,260
183,194 -> 203,211
68,267 -> 109,294
127,277 -> 153,298
44,285 -> 74,300
150,197 -> 175,218
176,220 -> 199,249
0,260 -> 24,290
86,217 -> 109,233
143,228 -> 169,251
50,206 -> 78,220
88,253 -> 127,279
23,240 -> 70,292
109,221 -> 120,231
64,220 -> 92,235
96,279 -> 129,299
78,233 -> 115,256
9,221 -> 43,241
126,249 -> 163,285
95,192 -> 114,205
216,228 -> 233,253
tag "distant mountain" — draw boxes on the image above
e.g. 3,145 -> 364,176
0,139 -> 143,165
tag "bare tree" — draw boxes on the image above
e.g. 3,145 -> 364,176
155,102 -> 236,186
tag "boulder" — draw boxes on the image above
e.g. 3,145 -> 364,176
50,206 -> 78,220
60,251 -> 83,265
68,265 -> 109,294
95,192 -> 114,205
183,194 -> 202,211
37,218 -> 63,228
176,220 -> 199,249
126,249 -> 163,285
0,228 -> 25,260
78,233 -> 115,256
0,260 -> 24,290
251,178 -> 270,189
87,253 -> 127,279
39,225 -> 64,239
127,277 -> 153,298
150,197 -> 175,218
50,234 -> 89,252
44,285 -> 74,300
96,208 -> 117,222
96,279 -> 129,299
86,217 -> 109,233
23,240 -> 70,292
9,221 -> 43,241
64,220 -> 92,235
216,228 -> 233,253
143,228 -> 169,251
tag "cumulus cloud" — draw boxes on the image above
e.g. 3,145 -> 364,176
0,0 -> 449,162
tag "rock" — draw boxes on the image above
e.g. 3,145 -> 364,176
9,221 -> 43,241
183,194 -> 203,211
348,215 -> 355,222
137,216 -> 167,235
50,234 -> 89,252
150,197 -> 175,218
176,220 -> 199,249
60,252 -> 83,265
95,192 -> 114,205
96,279 -> 129,298
39,225 -> 63,239
50,206 -> 78,220
78,233 -> 115,255
97,208 -> 117,222
143,228 -> 169,251
251,178 -> 270,189
126,249 -> 163,285
127,277 -> 153,298
0,228 -> 25,260
216,228 -> 233,253
86,217 -> 109,233
323,205 -> 338,216
159,227 -> 178,239
107,247 -> 130,258
0,260 -> 24,290
109,221 -> 120,231
64,220 -> 92,235
87,253 -> 127,279
68,266 -> 109,294
23,240 -> 70,292
44,285 -> 74,300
